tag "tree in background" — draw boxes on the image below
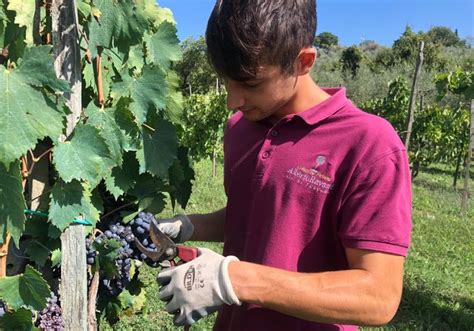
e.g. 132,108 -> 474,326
427,26 -> 466,48
314,31 -> 339,49
341,45 -> 364,78
174,36 -> 218,96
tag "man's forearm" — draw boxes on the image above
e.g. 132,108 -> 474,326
228,257 -> 404,326
188,207 -> 226,242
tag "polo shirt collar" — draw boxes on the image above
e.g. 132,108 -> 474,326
293,87 -> 350,126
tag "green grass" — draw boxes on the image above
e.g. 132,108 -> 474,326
99,160 -> 473,330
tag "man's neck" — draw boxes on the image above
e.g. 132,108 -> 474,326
274,75 -> 331,120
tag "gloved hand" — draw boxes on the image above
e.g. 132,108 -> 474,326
155,214 -> 194,243
157,248 -> 241,326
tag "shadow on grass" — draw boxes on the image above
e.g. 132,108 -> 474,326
390,286 -> 474,330
419,166 -> 474,181
413,178 -> 458,196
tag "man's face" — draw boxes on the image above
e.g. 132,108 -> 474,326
223,65 -> 299,122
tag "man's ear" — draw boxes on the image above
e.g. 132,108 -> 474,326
296,47 -> 317,76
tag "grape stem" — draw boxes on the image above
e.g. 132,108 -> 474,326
95,48 -> 105,106
100,200 -> 138,221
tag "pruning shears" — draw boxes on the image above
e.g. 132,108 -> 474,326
135,220 -> 198,267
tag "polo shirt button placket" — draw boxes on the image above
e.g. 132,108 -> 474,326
262,151 -> 271,159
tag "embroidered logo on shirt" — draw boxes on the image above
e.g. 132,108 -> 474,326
286,155 -> 334,194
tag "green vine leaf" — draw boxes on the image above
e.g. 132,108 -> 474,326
88,0 -> 148,58
6,0 -> 35,45
0,161 -> 26,247
0,4 -> 8,22
93,239 -> 120,279
0,66 -> 65,166
105,152 -> 139,199
85,103 -> 126,166
129,174 -> 166,215
145,22 -> 182,71
17,46 -> 70,92
136,118 -> 178,178
0,307 -> 37,331
25,240 -> 51,268
169,147 -> 195,209
165,71 -> 184,124
112,65 -> 168,125
48,180 -> 100,231
0,265 -> 50,311
53,124 -> 114,187
137,0 -> 176,28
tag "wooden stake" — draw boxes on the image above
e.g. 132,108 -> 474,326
52,1 -> 87,330
461,99 -> 474,215
404,41 -> 424,151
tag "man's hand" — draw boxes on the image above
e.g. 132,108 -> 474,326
156,248 -> 241,326
155,214 -> 194,243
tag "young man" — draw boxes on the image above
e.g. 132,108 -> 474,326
156,1 -> 412,330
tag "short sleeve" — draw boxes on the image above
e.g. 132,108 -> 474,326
339,149 -> 412,256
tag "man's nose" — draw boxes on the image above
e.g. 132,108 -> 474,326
225,84 -> 245,110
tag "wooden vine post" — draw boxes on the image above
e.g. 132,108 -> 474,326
52,0 -> 87,330
405,41 -> 424,151
461,99 -> 474,215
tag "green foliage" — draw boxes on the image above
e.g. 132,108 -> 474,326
6,0 -> 35,45
181,92 -> 231,161
0,265 -> 50,311
0,0 -> 193,323
0,160 -> 25,246
436,67 -> 474,100
49,180 -> 101,231
0,46 -> 66,166
374,47 -> 397,68
0,307 -> 37,331
426,26 -> 466,48
314,32 -> 338,49
392,25 -> 443,69
93,239 -> 121,279
360,77 -> 410,133
340,45 -> 364,78
174,36 -> 218,95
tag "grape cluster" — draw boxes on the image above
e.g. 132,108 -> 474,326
84,212 -> 162,297
36,293 -> 64,331
129,212 -> 160,267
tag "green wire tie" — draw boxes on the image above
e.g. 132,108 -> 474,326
24,209 -> 93,226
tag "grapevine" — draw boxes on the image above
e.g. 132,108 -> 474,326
0,0 -> 193,328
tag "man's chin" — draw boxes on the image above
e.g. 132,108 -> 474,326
241,109 -> 267,122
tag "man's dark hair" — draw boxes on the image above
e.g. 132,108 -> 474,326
206,0 -> 317,81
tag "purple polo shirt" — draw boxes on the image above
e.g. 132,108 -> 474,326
214,88 -> 412,331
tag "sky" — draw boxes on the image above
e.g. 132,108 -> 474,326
158,0 -> 473,47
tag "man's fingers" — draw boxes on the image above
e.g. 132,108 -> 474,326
166,298 -> 181,314
156,269 -> 172,286
158,285 -> 173,302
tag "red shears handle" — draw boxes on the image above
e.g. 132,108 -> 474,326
176,245 -> 199,262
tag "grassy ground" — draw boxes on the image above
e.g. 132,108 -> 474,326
99,161 -> 473,330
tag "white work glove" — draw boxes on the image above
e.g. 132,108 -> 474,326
156,248 -> 241,326
155,214 -> 194,243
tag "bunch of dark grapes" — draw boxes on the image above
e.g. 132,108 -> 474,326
85,212 -> 162,297
36,293 -> 64,331
129,212 -> 160,267
86,217 -> 138,296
